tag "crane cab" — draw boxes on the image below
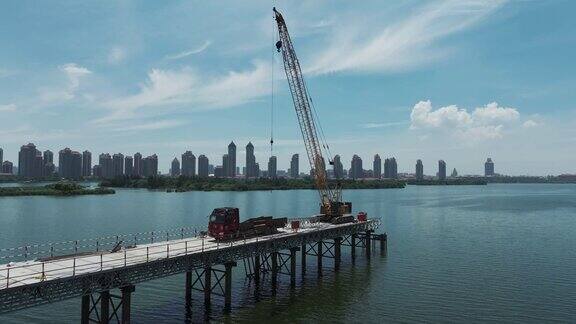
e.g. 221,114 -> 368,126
208,207 -> 239,240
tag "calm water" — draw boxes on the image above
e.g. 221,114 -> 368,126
1,184 -> 575,323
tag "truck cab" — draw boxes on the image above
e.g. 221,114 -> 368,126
208,207 -> 239,240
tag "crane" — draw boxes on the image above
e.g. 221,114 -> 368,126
273,7 -> 353,223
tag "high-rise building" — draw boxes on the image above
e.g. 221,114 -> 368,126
438,160 -> 447,180
228,142 -> 236,178
99,153 -> 113,179
245,142 -> 257,178
214,166 -> 224,178
125,156 -> 133,176
18,143 -> 41,178
58,148 -> 82,180
350,155 -> 363,179
485,158 -> 495,177
112,153 -> 124,177
451,168 -> 458,178
82,151 -> 92,177
268,156 -> 277,178
198,155 -> 209,177
2,161 -> 13,174
43,150 -> 53,165
255,162 -> 260,177
142,154 -> 158,177
332,155 -> 344,179
181,151 -> 196,176
44,162 -> 55,177
93,165 -> 102,178
0,148 -> 2,165
373,154 -> 382,179
384,157 -> 398,179
416,159 -> 424,180
222,154 -> 229,178
133,153 -> 143,177
171,158 -> 180,177
290,154 -> 299,178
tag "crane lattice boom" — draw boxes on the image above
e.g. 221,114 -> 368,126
274,8 -> 347,218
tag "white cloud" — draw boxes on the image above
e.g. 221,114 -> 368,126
523,120 -> 538,128
113,119 -> 186,132
108,47 -> 127,64
361,121 -> 407,129
97,61 -> 270,123
0,103 -> 16,112
410,100 -> 471,129
410,100 -> 520,141
40,63 -> 92,103
165,40 -> 212,60
472,102 -> 519,124
307,0 -> 506,75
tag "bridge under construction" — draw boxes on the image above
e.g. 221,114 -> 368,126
0,218 -> 385,323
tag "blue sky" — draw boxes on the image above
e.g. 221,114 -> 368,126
0,0 -> 575,175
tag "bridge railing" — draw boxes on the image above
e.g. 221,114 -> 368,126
1,219 -> 380,290
0,226 -> 202,263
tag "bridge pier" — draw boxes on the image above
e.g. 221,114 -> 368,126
289,247 -> 298,287
224,261 -> 237,312
365,230 -> 373,259
80,285 -> 135,324
351,233 -> 357,262
204,266 -> 212,306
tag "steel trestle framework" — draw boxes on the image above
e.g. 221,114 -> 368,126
0,220 -> 380,315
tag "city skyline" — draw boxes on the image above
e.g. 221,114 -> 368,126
1,141 -> 508,180
1,1 -> 575,176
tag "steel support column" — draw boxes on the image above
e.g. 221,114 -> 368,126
224,261 -> 237,312
301,243 -> 307,276
365,230 -> 373,259
121,285 -> 135,324
334,237 -> 342,271
271,252 -> 278,292
185,270 -> 192,316
351,233 -> 357,262
254,255 -> 261,284
289,247 -> 298,287
100,290 -> 110,324
81,294 -> 90,324
317,241 -> 323,277
204,266 -> 212,306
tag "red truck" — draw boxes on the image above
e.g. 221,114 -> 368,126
208,207 -> 288,241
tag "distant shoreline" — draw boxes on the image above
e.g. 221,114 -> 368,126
0,182 -> 115,197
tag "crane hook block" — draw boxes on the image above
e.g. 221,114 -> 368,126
276,41 -> 282,52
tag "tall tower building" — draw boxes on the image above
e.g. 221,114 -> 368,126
142,154 -> 158,177
43,150 -> 53,165
82,151 -> 92,177
485,158 -> 495,177
181,151 -> 196,176
384,157 -> 398,179
350,155 -> 363,179
332,155 -> 344,179
268,156 -> 277,178
373,154 -> 382,179
290,154 -> 299,178
228,142 -> 236,178
18,143 -> 39,178
133,153 -> 143,177
59,148 -> 82,179
171,158 -> 180,177
99,153 -> 113,179
112,153 -> 124,177
198,155 -> 209,177
245,142 -> 256,178
124,156 -> 133,176
438,160 -> 447,180
0,147 -> 2,164
416,159 -> 424,180
2,161 -> 13,174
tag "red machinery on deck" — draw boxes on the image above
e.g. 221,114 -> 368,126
208,207 -> 287,241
